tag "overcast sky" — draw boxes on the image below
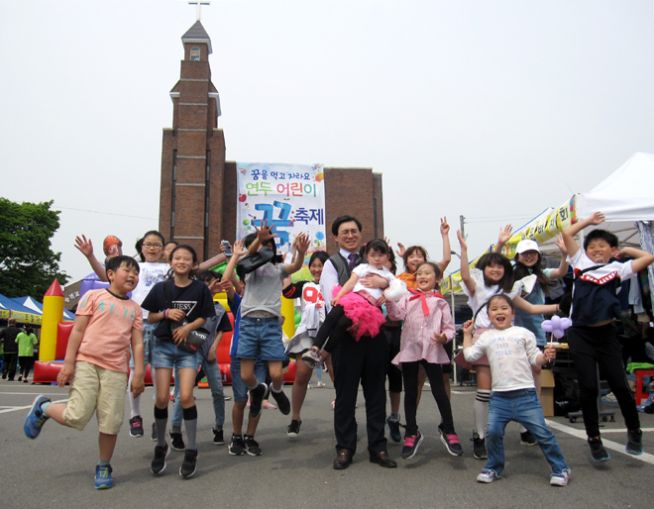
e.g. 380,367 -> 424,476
2,0 -> 654,285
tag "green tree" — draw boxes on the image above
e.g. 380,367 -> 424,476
0,198 -> 69,297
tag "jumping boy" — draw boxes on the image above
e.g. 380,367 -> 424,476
561,211 -> 654,462
222,227 -> 309,419
23,255 -> 144,490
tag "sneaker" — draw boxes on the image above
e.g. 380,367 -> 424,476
170,431 -> 185,451
520,430 -> 537,446
151,444 -> 170,475
588,437 -> 610,463
439,426 -> 463,456
151,422 -> 157,441
550,468 -> 572,487
472,432 -> 487,460
401,431 -> 424,459
244,435 -> 262,456
249,383 -> 269,418
128,416 -> 144,438
179,449 -> 198,479
94,464 -> 113,490
212,428 -> 225,446
626,429 -> 643,456
302,348 -> 321,368
287,419 -> 302,438
228,434 -> 246,456
24,395 -> 50,439
269,386 -> 291,415
387,416 -> 402,443
476,469 -> 499,483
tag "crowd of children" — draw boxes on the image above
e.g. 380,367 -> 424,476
18,211 -> 654,490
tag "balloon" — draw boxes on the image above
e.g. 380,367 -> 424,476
541,315 -> 572,339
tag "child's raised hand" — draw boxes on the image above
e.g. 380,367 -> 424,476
396,242 -> 406,258
232,240 -> 246,257
456,230 -> 468,250
294,232 -> 310,253
74,235 -> 94,257
497,224 -> 513,246
432,332 -> 448,344
256,220 -> 275,242
462,319 -> 474,335
554,234 -> 568,255
587,211 -> 605,225
440,217 -> 450,236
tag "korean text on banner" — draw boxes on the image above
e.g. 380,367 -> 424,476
236,163 -> 327,255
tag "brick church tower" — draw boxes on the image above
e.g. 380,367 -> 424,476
159,20 -> 384,256
158,20 -> 226,260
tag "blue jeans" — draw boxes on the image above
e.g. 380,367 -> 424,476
486,389 -> 568,476
172,357 -> 225,430
237,316 -> 285,361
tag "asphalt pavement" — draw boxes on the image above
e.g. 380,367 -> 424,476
1,378 -> 653,509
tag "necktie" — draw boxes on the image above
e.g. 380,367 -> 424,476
348,253 -> 359,271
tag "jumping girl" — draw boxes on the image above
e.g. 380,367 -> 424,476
387,261 -> 463,460
141,244 -> 216,479
282,250 -> 330,438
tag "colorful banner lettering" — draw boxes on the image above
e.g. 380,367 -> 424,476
236,163 -> 327,255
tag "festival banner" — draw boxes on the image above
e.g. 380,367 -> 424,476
441,197 -> 576,295
236,162 -> 327,255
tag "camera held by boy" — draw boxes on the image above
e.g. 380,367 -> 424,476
23,255 -> 145,490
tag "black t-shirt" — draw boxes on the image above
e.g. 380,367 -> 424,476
0,326 -> 20,353
141,279 -> 215,341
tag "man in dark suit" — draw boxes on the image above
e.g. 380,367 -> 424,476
319,215 -> 396,470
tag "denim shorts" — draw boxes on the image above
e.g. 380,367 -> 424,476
230,358 -> 268,402
236,316 -> 285,361
129,322 -> 156,369
152,338 -> 199,369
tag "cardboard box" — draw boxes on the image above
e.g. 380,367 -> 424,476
540,369 -> 555,417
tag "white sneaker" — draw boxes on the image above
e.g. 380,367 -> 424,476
550,468 -> 572,487
476,470 -> 499,483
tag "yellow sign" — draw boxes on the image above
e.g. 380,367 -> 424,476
442,197 -> 576,295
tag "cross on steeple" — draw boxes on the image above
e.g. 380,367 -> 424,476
188,0 -> 210,21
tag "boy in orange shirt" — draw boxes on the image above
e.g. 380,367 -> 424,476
23,255 -> 145,490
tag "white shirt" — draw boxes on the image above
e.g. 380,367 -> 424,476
351,264 -> 395,300
463,326 -> 540,392
319,247 -> 358,312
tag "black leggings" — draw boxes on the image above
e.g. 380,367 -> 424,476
402,360 -> 455,436
312,305 -> 352,353
567,324 -> 640,437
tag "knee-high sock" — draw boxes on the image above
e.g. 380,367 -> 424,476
474,390 -> 491,439
129,370 -> 141,418
183,405 -> 198,451
154,406 -> 168,447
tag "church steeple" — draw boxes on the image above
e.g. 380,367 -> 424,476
181,20 -> 213,59
159,17 -> 226,261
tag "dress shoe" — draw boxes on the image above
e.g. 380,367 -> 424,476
369,450 -> 397,468
333,448 -> 353,470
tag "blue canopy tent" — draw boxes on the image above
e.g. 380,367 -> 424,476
14,295 -> 76,321
0,293 -> 42,324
